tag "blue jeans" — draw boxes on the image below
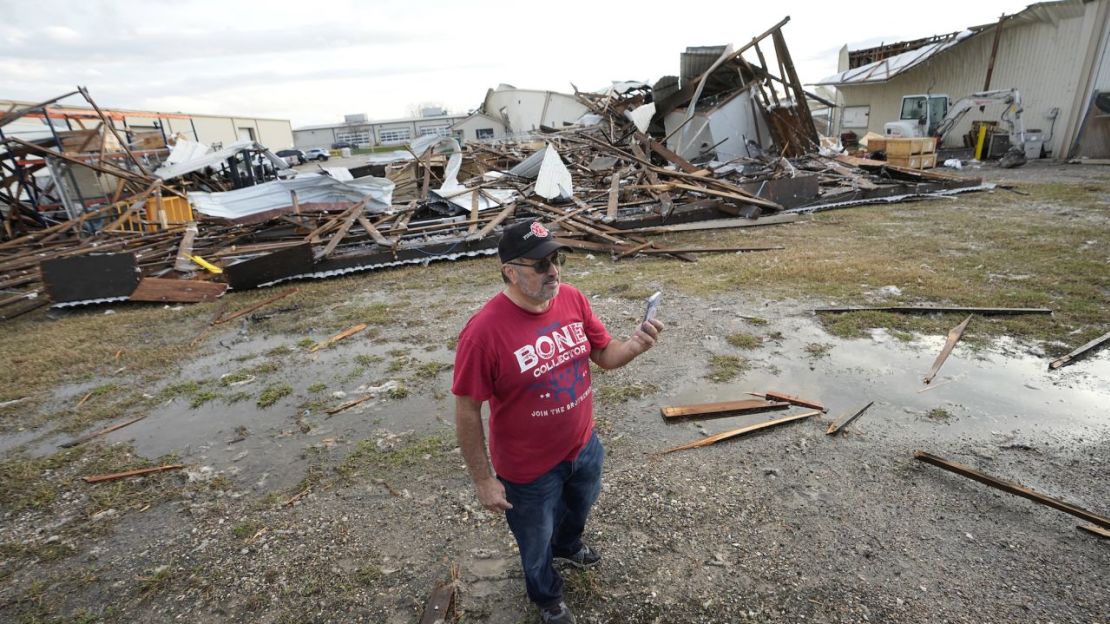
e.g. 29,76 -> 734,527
500,431 -> 604,608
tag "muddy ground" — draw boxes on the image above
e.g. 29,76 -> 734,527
0,161 -> 1107,623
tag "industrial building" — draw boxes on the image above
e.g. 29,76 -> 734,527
292,110 -> 468,150
0,98 -> 293,150
817,0 -> 1110,159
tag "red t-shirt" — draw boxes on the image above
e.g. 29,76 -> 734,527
452,284 -> 612,484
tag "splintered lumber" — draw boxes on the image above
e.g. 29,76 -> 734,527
826,401 -> 874,435
419,582 -> 457,624
661,399 -> 789,420
662,410 -> 820,454
82,464 -> 184,483
814,305 -> 1051,316
1078,524 -> 1110,539
750,390 -> 826,411
924,315 -> 972,384
213,288 -> 298,325
59,415 -> 146,448
913,451 -> 1110,529
326,394 -> 374,416
1049,331 -> 1110,370
310,323 -> 367,352
633,245 -> 784,255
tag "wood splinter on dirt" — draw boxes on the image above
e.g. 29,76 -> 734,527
1078,524 -> 1110,539
660,399 -> 789,420
82,464 -> 184,484
213,288 -> 298,325
826,401 -> 874,435
913,451 -> 1110,529
283,488 -> 311,507
661,411 -> 820,454
326,394 -> 374,416
923,315 -> 972,385
419,564 -> 460,624
59,415 -> 147,448
747,390 -> 826,412
310,323 -> 368,352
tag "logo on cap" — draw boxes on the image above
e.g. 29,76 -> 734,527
530,222 -> 550,238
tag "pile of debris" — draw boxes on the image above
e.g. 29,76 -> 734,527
0,18 -> 988,321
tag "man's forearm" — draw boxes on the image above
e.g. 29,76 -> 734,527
591,337 -> 641,370
456,401 -> 494,482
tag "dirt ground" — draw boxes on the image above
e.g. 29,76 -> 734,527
0,161 -> 1107,623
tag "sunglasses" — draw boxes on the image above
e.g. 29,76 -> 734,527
506,252 -> 567,274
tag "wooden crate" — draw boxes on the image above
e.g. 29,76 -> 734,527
885,137 -> 937,157
887,153 -> 937,169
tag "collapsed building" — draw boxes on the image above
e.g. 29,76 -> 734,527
0,18 -> 990,321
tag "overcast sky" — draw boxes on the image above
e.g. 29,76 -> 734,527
0,0 -> 1035,128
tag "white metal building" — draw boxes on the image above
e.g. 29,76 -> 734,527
479,85 -> 589,136
0,99 -> 294,151
292,112 -> 468,150
817,0 -> 1110,158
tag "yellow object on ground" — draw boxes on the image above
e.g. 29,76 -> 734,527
190,255 -> 223,274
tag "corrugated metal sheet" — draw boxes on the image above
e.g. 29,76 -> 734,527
682,45 -> 728,83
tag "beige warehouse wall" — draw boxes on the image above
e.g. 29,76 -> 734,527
255,119 -> 293,150
188,116 -> 239,147
838,15 -> 1088,156
453,116 -> 506,141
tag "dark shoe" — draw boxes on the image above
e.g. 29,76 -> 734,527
554,544 -> 601,569
539,601 -> 576,624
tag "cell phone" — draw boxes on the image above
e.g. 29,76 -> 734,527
642,291 -> 662,325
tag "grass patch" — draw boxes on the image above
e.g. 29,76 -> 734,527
413,361 -> 452,378
726,332 -> 762,349
220,371 -> 255,386
335,432 -> 453,483
307,382 -> 327,393
804,343 -> 833,359
596,382 -> 658,403
257,384 -> 293,408
744,316 -> 769,326
705,355 -> 749,383
925,407 -> 952,421
190,390 -> 220,408
232,521 -> 263,540
297,338 -> 315,349
355,354 -> 383,367
266,345 -> 293,357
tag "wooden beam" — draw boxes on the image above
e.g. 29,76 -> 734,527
661,399 -> 790,420
1048,331 -> 1110,370
661,410 -> 819,454
814,306 -> 1051,316
634,245 -> 784,255
310,323 -> 368,352
924,315 -> 972,384
759,390 -> 826,412
826,401 -> 874,435
1078,524 -> 1110,539
913,451 -> 1110,529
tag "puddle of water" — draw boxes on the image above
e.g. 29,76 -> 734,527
98,336 -> 457,491
661,318 -> 1109,447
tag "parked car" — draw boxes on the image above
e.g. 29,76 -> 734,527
331,141 -> 353,150
305,147 -> 330,162
275,149 -> 307,165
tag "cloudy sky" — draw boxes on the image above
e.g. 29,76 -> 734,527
0,0 -> 1034,128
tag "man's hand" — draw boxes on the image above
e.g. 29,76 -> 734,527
630,318 -> 664,354
475,476 -> 513,512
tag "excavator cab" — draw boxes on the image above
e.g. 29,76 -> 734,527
899,94 -> 950,136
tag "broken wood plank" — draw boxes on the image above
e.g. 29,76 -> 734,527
826,401 -> 874,435
310,323 -> 368,352
173,223 -> 198,272
758,390 -> 826,412
662,410 -> 820,454
924,315 -> 972,385
605,168 -> 622,221
356,214 -> 392,246
814,306 -> 1051,315
1078,524 -> 1110,538
419,582 -> 457,624
1049,331 -> 1110,370
633,245 -> 784,255
82,464 -> 184,483
661,399 -> 790,420
284,487 -> 310,506
59,415 -> 147,448
616,213 -> 799,235
913,451 -> 1110,529
326,394 -> 374,416
213,288 -> 298,325
128,278 -> 227,303
468,202 -> 516,241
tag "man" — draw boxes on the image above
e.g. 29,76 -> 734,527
452,220 -> 663,624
